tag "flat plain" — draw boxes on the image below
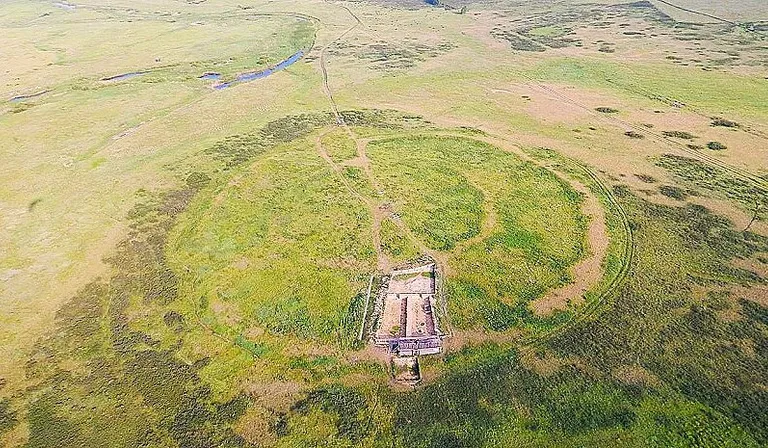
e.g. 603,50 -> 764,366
1,0 -> 767,446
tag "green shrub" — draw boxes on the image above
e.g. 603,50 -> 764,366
707,141 -> 727,150
662,130 -> 697,139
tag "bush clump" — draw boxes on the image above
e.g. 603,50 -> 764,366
707,141 -> 727,150
596,107 -> 619,113
625,130 -> 644,139
711,118 -> 739,128
662,130 -> 696,140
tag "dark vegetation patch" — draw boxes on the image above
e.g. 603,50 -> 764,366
662,130 -> 697,140
707,141 -> 728,150
10,103 -> 34,114
624,130 -> 645,139
687,144 -> 705,150
596,107 -> 619,113
28,198 -> 42,211
206,109 -> 428,166
656,154 -> 767,219
0,399 -> 16,435
490,30 -> 546,51
548,193 -> 768,444
659,184 -> 688,200
635,174 -> 657,183
283,385 -> 375,442
330,39 -> 455,71
23,175 -> 251,448
493,0 -> 766,68
598,44 -> 615,53
712,118 -> 740,128
490,0 -> 672,53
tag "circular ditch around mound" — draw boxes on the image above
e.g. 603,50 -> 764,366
167,124 -> 614,352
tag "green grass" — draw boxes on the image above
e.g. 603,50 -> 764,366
275,188 -> 768,447
9,109 -> 768,448
656,153 -> 767,219
367,136 -> 587,331
526,58 -> 768,118
380,217 -> 421,264
321,128 -> 358,163
367,136 -> 487,252
169,135 -> 376,344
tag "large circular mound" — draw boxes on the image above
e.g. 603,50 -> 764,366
168,124 -> 593,347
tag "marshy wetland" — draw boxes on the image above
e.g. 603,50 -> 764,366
1,0 -> 767,446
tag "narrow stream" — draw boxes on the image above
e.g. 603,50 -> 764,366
211,50 -> 305,90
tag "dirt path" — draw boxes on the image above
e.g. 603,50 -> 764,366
529,178 -> 609,315
314,131 -> 393,272
318,3 -> 362,122
652,0 -> 736,25
452,181 -> 498,258
314,4 -> 398,275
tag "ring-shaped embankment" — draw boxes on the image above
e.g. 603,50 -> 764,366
168,122 -> 620,351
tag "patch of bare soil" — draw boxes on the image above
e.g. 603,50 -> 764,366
732,253 -> 768,278
733,284 -> 768,307
346,343 -> 390,365
234,406 -> 278,446
232,257 -> 249,270
521,84 -> 616,124
244,380 -> 302,411
530,178 -> 609,316
211,299 -> 242,327
612,364 -> 661,387
444,327 -> 523,352
520,350 -> 567,376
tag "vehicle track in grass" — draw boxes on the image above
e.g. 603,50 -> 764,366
319,2 -> 362,122
651,0 -> 736,25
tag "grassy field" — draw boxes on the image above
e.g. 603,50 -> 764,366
367,136 -> 588,331
169,135 -> 376,345
1,0 -> 767,446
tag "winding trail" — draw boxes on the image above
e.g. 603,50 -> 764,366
530,177 -> 609,315
314,131 -> 392,273
451,181 -> 498,259
315,4 -> 408,277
